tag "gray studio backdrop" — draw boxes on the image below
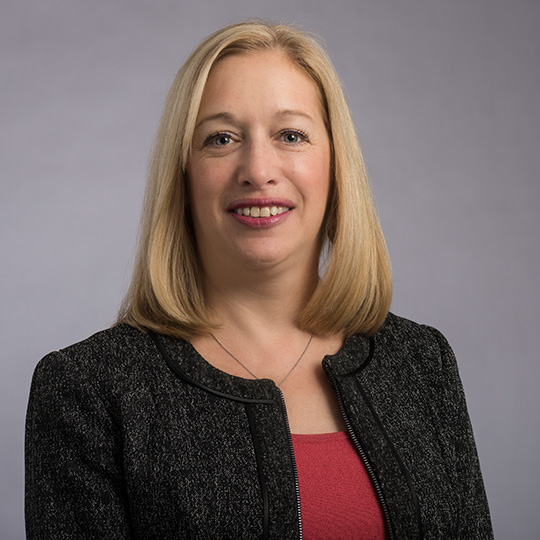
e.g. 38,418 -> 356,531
2,0 -> 539,538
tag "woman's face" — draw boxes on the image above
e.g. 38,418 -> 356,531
187,50 -> 331,277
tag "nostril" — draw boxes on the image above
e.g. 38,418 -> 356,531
239,177 -> 276,187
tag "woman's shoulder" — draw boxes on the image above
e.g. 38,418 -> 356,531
58,323 -> 152,358
31,324 -> 160,393
379,312 -> 448,341
375,312 -> 455,372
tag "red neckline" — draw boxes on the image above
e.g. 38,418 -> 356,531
291,431 -> 348,443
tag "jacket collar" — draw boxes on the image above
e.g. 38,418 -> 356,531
151,331 -> 373,403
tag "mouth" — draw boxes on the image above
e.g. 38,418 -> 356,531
227,198 -> 294,228
232,206 -> 290,218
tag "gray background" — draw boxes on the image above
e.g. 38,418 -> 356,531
2,0 -> 538,538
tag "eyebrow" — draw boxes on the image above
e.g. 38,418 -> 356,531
195,109 -> 315,130
195,112 -> 237,130
275,109 -> 315,122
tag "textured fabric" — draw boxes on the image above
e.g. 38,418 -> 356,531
292,431 -> 388,539
25,313 -> 494,539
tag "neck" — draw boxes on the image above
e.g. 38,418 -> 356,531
189,250 -> 344,387
201,255 -> 319,340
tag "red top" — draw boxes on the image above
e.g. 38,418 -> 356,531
291,431 -> 389,540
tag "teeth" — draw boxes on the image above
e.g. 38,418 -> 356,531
234,206 -> 290,218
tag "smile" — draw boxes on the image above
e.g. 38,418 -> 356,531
233,206 -> 290,218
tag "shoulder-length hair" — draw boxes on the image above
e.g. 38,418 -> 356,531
117,20 -> 392,338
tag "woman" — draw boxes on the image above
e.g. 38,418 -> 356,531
25,21 -> 493,539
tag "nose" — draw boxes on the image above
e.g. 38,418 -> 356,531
237,138 -> 278,189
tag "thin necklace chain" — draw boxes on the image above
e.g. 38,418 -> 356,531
210,332 -> 314,388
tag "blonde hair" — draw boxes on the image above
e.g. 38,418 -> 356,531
118,20 -> 392,338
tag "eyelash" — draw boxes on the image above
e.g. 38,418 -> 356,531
203,129 -> 309,147
280,128 -> 309,144
204,132 -> 234,147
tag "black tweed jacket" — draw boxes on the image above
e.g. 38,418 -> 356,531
25,313 -> 493,539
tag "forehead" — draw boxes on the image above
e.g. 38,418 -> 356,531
196,50 -> 324,120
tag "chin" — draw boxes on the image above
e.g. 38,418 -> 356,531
239,251 -> 288,270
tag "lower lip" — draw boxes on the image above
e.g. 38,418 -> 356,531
230,210 -> 292,228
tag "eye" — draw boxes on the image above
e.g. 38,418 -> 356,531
280,130 -> 308,144
214,135 -> 232,146
204,132 -> 233,147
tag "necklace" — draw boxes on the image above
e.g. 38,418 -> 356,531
210,332 -> 314,388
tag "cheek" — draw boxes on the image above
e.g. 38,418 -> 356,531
290,149 -> 330,181
303,154 -> 331,202
188,166 -> 221,204
186,172 -> 210,227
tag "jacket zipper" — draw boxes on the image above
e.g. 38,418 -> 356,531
277,389 -> 303,540
326,372 -> 395,540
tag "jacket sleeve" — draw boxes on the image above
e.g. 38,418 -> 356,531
25,351 -> 132,539
427,327 -> 494,540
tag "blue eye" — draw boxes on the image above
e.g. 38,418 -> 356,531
213,134 -> 232,146
204,132 -> 233,147
284,133 -> 300,143
281,130 -> 308,144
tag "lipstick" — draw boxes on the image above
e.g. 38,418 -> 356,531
227,198 -> 294,228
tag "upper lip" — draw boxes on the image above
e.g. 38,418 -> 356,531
227,198 -> 295,211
